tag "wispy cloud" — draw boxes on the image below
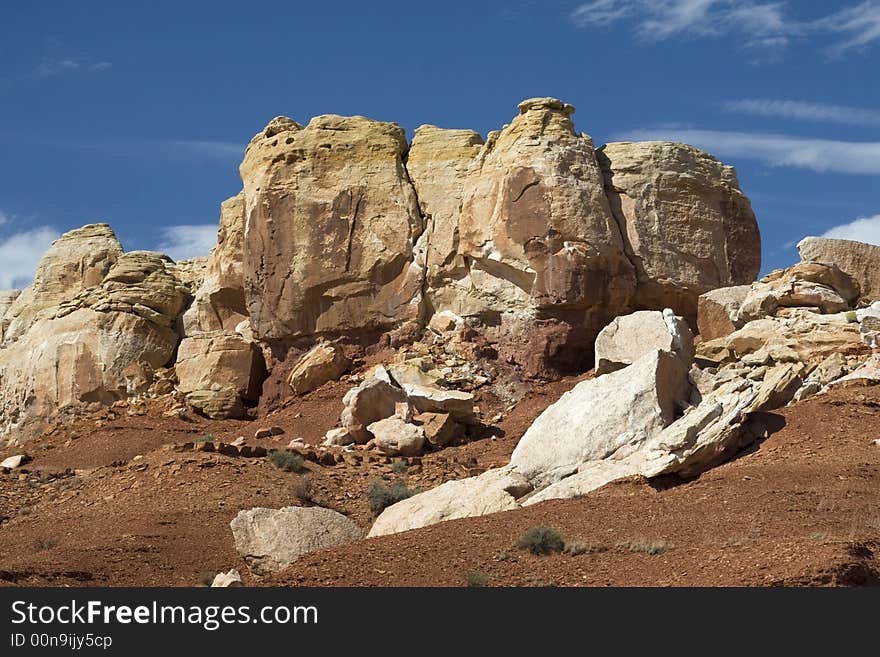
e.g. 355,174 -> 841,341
570,0 -> 880,54
723,98 -> 880,126
37,57 -> 112,77
821,213 -> 880,245
616,127 -> 880,174
0,222 -> 60,289
156,225 -> 218,261
165,140 -> 245,160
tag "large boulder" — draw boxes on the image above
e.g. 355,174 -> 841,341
508,349 -> 691,488
230,506 -> 362,576
594,309 -> 694,375
340,376 -> 408,443
175,333 -> 265,402
697,285 -> 751,341
367,470 -> 530,538
287,341 -> 349,395
598,141 -> 761,322
239,115 -> 424,342
798,236 -> 880,302
368,415 -> 426,456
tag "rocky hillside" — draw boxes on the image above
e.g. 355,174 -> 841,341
1,98 -> 878,587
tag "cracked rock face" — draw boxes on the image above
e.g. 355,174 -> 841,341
0,228 -> 190,437
598,141 -> 761,323
239,114 -> 425,342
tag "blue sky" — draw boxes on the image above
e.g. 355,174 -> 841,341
1,0 -> 879,288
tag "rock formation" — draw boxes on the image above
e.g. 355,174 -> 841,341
598,141 -> 761,323
239,115 -> 424,342
0,228 -> 191,437
798,236 -> 880,302
0,98 -> 764,441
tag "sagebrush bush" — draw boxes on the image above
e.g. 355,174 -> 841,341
366,479 -> 414,514
516,526 -> 565,556
391,459 -> 408,474
465,571 -> 489,587
294,475 -> 314,503
194,435 -> 215,443
269,450 -> 305,473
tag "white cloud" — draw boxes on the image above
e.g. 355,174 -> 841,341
723,98 -> 880,126
157,225 -> 218,261
821,214 -> 880,245
616,127 -> 880,174
813,0 -> 880,54
37,57 -> 112,77
0,226 -> 60,289
570,0 -> 880,54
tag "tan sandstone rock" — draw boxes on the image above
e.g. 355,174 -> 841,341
697,285 -> 751,340
287,341 -> 349,395
0,236 -> 190,436
175,334 -> 265,402
451,98 -> 636,371
798,236 -> 880,302
240,114 -> 424,341
598,141 -> 761,322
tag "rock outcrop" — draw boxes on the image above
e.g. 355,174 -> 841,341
598,141 -> 761,322
0,231 -> 191,437
798,236 -> 880,302
239,115 -> 424,342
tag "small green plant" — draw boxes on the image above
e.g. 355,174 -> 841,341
391,459 -> 408,475
493,550 -> 510,562
516,526 -> 565,556
194,435 -> 215,443
269,450 -> 305,473
33,537 -> 59,552
366,479 -> 415,515
617,539 -> 669,555
465,571 -> 489,587
198,571 -> 218,586
293,475 -> 314,503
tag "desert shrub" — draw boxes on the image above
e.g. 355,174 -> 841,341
516,526 -> 564,556
617,540 -> 669,555
269,450 -> 305,473
465,571 -> 489,587
32,537 -> 59,552
293,475 -> 314,503
194,435 -> 215,443
564,541 -> 608,556
391,459 -> 408,475
366,479 -> 414,515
